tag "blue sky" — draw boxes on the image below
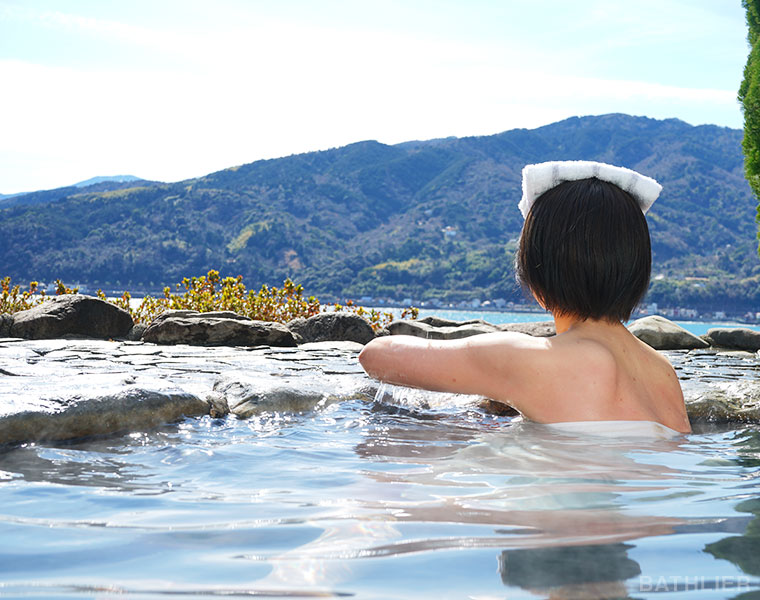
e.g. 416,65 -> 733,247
0,0 -> 749,193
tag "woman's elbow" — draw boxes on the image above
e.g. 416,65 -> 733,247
358,337 -> 384,379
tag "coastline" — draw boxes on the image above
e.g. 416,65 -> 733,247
369,307 -> 760,337
119,297 -> 760,337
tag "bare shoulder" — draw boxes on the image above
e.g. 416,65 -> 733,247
633,334 -> 681,379
548,333 -> 619,376
484,333 -> 619,421
635,336 -> 685,396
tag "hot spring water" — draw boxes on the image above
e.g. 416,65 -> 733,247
0,340 -> 759,599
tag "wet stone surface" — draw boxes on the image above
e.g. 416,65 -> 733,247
0,338 -> 373,444
669,349 -> 760,423
1,338 -> 759,444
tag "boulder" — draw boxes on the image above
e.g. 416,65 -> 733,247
417,316 -> 491,328
141,311 -> 296,346
212,374 -> 373,417
9,295 -> 133,340
685,381 -> 760,423
499,321 -> 556,337
146,310 -> 251,326
387,319 -> 499,339
389,318 -> 555,340
287,312 -> 375,345
188,310 -> 252,321
0,382 -> 209,444
126,322 -> 148,341
705,327 -> 760,352
213,377 -> 329,417
0,313 -> 12,337
627,315 -> 709,350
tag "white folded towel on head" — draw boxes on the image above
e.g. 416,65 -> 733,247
519,160 -> 662,219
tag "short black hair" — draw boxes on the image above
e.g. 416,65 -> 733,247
516,177 -> 651,322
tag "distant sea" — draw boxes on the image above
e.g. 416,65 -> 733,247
126,298 -> 760,337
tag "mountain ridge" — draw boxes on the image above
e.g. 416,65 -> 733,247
0,175 -> 152,206
1,113 -> 758,312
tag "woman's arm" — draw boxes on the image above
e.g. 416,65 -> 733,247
358,332 -> 550,400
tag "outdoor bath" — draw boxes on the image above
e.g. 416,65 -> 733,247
1,329 -> 760,599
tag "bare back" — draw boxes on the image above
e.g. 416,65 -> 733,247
358,319 -> 690,434
501,321 -> 690,432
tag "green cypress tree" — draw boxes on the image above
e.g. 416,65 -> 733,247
740,0 -> 760,250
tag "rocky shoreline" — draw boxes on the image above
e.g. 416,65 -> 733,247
4,294 -> 760,352
2,294 -> 759,446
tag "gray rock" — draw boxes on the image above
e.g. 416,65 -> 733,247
214,377 -> 329,417
705,327 -> 760,352
0,338 -> 369,443
3,333 -> 760,446
151,309 -> 200,321
148,310 -> 251,324
417,315 -> 463,327
685,381 -> 760,423
387,320 -> 434,338
418,316 -> 492,328
627,315 -> 709,350
0,383 -> 209,445
142,313 -> 296,346
498,321 -> 556,337
189,310 -> 252,321
435,322 -> 500,338
205,391 -> 230,417
0,313 -> 12,337
126,322 -> 148,341
389,318 -> 554,340
387,319 -> 499,339
213,374 -> 372,417
287,312 -> 375,344
9,295 -> 133,340
299,340 -> 366,353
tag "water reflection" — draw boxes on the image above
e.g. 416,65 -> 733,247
500,543 -> 640,599
705,498 -> 760,578
700,429 -> 760,583
352,404 -> 760,595
257,400 -> 694,591
2,390 -> 760,596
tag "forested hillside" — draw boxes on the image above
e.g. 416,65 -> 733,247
1,113 -> 758,312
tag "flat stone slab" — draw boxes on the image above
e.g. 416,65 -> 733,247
212,373 -> 374,417
1,336 -> 759,445
0,378 -> 207,445
0,339 -> 374,444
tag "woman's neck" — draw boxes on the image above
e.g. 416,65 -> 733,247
552,313 -> 623,335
